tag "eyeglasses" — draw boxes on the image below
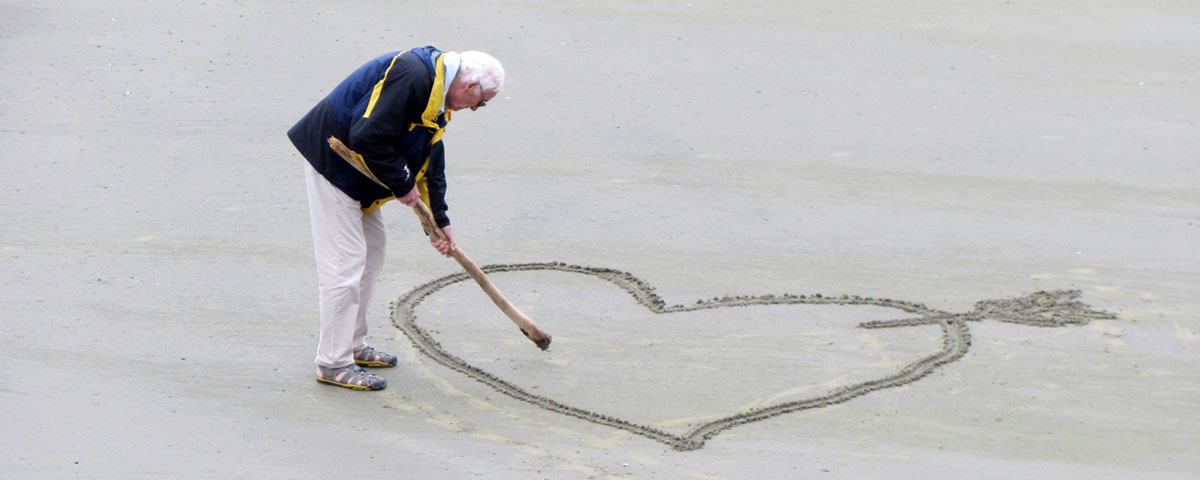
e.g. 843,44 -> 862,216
474,84 -> 488,109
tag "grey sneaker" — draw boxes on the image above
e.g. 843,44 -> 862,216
315,364 -> 387,391
354,345 -> 398,368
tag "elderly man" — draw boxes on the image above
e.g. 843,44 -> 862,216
288,46 -> 503,391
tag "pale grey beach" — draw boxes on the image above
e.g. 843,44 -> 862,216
2,1 -> 1198,478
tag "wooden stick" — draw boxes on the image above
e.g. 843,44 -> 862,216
326,137 -> 551,350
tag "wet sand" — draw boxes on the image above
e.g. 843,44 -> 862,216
2,1 -> 1198,478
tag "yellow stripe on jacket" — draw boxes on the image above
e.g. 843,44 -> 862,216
362,53 -> 403,119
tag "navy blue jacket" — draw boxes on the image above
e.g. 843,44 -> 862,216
288,46 -> 452,227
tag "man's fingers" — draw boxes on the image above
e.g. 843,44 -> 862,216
430,239 -> 451,257
398,186 -> 421,206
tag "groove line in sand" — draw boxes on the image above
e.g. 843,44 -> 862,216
391,262 -> 1115,451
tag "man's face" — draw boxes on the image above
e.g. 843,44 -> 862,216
446,78 -> 496,112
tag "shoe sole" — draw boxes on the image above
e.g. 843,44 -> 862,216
315,376 -> 385,391
354,359 -> 397,368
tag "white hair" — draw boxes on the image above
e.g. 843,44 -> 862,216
457,50 -> 505,93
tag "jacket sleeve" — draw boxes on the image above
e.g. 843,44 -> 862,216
425,143 -> 450,228
346,59 -> 426,197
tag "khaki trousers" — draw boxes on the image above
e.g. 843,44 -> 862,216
304,163 -> 386,368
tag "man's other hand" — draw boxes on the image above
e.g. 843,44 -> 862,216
432,225 -> 457,258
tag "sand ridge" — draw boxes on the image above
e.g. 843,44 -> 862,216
391,262 -> 1116,450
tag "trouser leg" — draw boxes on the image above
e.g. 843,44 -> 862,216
305,163 -> 369,368
352,208 -> 387,352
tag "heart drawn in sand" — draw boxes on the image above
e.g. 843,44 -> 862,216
391,263 -> 1114,451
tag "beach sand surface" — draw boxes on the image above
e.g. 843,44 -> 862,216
2,1 -> 1197,478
